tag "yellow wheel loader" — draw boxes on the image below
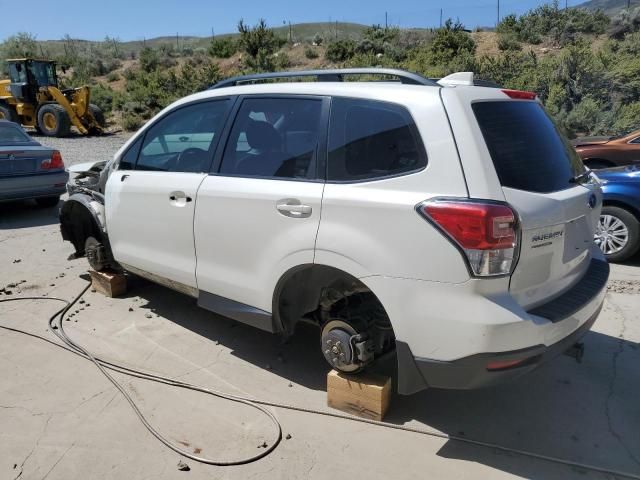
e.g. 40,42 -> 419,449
0,58 -> 105,137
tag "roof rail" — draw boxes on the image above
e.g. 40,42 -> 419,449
209,68 -> 439,89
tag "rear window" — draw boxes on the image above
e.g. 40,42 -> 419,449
328,98 -> 427,182
0,124 -> 32,144
472,101 -> 584,193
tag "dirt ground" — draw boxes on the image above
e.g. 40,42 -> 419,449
1,137 -> 639,479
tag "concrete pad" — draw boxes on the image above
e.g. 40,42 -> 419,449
2,200 -> 640,479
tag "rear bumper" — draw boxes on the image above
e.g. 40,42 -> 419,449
400,300 -> 601,390
363,256 -> 609,394
0,171 -> 68,202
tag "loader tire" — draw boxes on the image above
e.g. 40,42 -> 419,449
89,104 -> 106,128
37,104 -> 71,137
0,104 -> 19,123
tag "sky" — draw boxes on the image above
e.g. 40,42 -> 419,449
1,0 -> 585,41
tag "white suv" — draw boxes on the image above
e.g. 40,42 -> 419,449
60,68 -> 608,394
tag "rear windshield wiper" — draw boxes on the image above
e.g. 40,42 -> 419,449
570,170 -> 592,184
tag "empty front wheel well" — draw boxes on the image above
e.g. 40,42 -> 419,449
60,198 -> 105,256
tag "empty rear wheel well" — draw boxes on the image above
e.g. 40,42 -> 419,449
273,265 -> 393,337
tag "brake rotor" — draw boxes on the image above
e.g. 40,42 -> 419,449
85,236 -> 106,271
321,319 -> 362,373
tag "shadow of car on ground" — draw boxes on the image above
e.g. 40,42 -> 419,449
122,274 -> 640,480
0,199 -> 61,230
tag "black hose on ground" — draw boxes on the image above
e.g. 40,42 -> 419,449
1,283 -> 639,478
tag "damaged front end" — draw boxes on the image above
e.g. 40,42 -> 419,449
60,161 -> 117,271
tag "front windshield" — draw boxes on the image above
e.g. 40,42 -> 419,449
28,61 -> 57,87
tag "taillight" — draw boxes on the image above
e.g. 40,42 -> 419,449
418,199 -> 519,277
41,151 -> 64,170
502,89 -> 537,100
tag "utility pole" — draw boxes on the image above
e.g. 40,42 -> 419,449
497,0 -> 500,26
289,21 -> 292,43
385,11 -> 388,29
440,8 -> 443,28
211,27 -> 215,40
176,32 -> 179,51
335,20 -> 338,40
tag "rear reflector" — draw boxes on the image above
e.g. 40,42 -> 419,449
486,357 -> 532,371
502,89 -> 537,100
419,199 -> 519,277
41,151 -> 64,170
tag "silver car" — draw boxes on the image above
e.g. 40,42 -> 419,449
0,120 -> 67,207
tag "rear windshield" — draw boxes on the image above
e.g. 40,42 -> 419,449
472,101 -> 584,193
0,124 -> 32,144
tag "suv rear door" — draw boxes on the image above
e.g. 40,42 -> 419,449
193,95 -> 328,328
444,89 -> 602,310
105,99 -> 232,294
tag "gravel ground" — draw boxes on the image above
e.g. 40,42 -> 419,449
30,131 -> 132,168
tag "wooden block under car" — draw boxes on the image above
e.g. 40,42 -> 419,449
327,369 -> 391,421
89,269 -> 127,297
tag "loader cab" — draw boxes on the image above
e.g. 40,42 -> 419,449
7,59 -> 58,102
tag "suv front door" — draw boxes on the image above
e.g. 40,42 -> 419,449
105,99 -> 232,294
194,96 -> 328,329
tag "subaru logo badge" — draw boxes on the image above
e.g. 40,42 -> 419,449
588,193 -> 597,209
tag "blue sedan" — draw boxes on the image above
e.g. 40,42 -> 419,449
0,120 -> 68,207
596,165 -> 640,262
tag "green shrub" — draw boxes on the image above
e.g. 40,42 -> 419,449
498,33 -> 522,51
428,19 -> 476,65
312,33 -> 323,46
122,113 -> 142,131
139,47 -> 159,72
209,37 -> 237,58
304,47 -> 319,59
106,71 -> 120,82
90,83 -> 115,114
273,52 -> 290,69
237,19 -> 284,71
325,39 -> 356,62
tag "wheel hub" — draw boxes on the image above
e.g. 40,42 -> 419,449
321,320 -> 360,373
43,112 -> 57,130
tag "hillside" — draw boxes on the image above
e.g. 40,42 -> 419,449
578,0 -> 632,15
2,5 -> 640,139
35,22 -> 370,60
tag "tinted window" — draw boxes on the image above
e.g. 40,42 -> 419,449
118,138 -> 142,170
219,97 -> 322,179
630,136 -> 640,144
327,98 -> 426,182
136,100 -> 230,173
473,101 -> 584,193
0,124 -> 31,143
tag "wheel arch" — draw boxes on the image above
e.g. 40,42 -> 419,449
602,198 -> 640,221
271,263 -> 390,335
59,194 -> 110,257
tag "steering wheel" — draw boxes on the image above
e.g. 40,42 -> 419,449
175,148 -> 208,172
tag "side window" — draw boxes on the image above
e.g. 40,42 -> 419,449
219,97 -> 323,180
630,136 -> 640,144
118,138 -> 142,170
327,98 -> 427,182
136,100 -> 230,173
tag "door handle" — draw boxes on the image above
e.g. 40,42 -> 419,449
169,192 -> 192,203
121,174 -> 129,182
276,200 -> 312,218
